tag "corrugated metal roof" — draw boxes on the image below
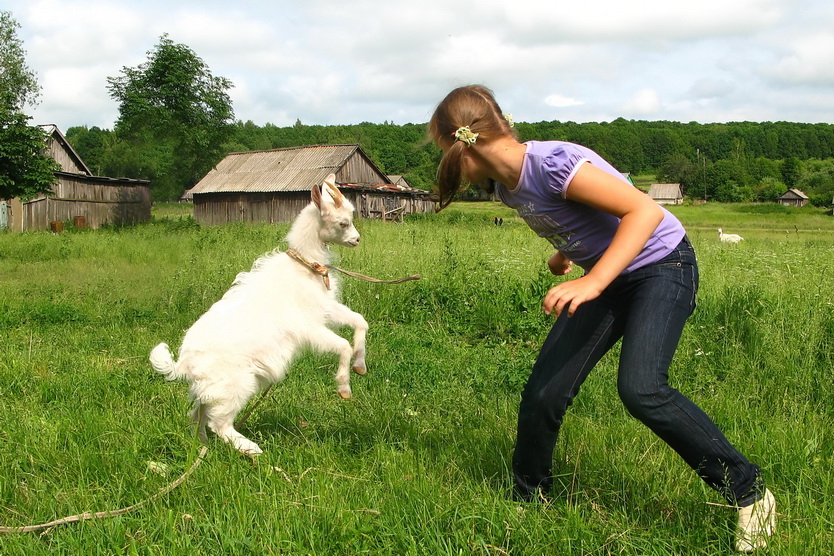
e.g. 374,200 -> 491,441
780,188 -> 809,199
191,144 -> 361,194
648,183 -> 683,199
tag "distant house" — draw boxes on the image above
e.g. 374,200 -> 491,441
387,175 -> 411,189
777,188 -> 809,208
179,188 -> 194,202
189,144 -> 434,225
648,183 -> 684,205
1,125 -> 151,231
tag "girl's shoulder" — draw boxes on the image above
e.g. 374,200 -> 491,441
524,141 -> 590,185
525,140 -> 587,155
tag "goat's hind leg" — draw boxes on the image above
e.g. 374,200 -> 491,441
350,320 -> 368,376
202,400 -> 263,457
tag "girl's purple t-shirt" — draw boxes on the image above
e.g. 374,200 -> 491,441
495,141 -> 685,273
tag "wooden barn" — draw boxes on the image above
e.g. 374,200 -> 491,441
777,188 -> 809,208
648,183 -> 684,205
190,144 -> 433,225
2,125 -> 151,231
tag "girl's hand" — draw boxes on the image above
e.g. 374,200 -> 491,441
547,251 -> 574,276
542,275 -> 604,318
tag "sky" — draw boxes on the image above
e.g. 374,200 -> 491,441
6,0 -> 834,132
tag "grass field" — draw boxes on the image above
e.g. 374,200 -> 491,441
1,201 -> 832,554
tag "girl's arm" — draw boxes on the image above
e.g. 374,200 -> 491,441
542,162 -> 664,318
547,251 -> 573,276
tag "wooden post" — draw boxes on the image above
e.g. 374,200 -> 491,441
73,215 -> 86,229
50,221 -> 64,233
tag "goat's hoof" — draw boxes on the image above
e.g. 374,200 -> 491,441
233,438 -> 263,457
352,364 -> 367,375
338,390 -> 352,400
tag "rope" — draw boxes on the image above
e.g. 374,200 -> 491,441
286,248 -> 331,289
0,446 -> 208,534
285,248 -> 421,287
328,265 -> 421,284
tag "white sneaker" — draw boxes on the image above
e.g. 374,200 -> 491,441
735,489 -> 776,553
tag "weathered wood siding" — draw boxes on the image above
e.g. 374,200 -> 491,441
344,190 -> 434,221
46,138 -> 88,174
18,173 -> 151,231
335,151 -> 388,185
194,189 -> 434,225
194,192 -> 310,225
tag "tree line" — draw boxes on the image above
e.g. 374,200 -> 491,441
67,117 -> 834,206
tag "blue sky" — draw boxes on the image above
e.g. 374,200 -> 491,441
7,0 -> 834,132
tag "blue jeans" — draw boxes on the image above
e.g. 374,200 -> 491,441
513,237 -> 762,506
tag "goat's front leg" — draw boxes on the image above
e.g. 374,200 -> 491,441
328,304 -> 369,376
315,328 -> 356,398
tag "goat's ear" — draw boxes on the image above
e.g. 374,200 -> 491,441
311,182 -> 322,209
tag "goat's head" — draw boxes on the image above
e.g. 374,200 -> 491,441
311,173 -> 360,247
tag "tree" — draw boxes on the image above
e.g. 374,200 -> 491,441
0,11 -> 58,200
107,34 -> 235,199
0,107 -> 60,199
0,11 -> 40,111
658,153 -> 698,195
780,157 -> 802,188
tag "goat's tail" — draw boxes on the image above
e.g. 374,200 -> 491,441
149,343 -> 183,381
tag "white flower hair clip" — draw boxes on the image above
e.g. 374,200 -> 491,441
453,126 -> 479,147
503,113 -> 514,128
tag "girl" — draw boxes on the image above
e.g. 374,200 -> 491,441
428,85 -> 775,553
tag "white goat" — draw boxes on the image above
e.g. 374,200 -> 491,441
149,174 -> 368,457
718,228 -> 744,243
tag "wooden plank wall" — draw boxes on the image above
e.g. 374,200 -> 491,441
194,190 -> 434,225
336,152 -> 389,185
20,175 -> 151,230
194,192 -> 310,225
345,191 -> 434,221
47,139 -> 87,174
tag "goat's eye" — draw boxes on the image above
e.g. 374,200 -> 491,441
340,221 -> 349,228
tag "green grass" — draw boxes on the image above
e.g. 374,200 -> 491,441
1,201 -> 832,554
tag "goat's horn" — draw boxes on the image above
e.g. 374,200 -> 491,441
324,178 -> 343,208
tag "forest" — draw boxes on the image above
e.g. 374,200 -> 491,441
65,118 -> 834,206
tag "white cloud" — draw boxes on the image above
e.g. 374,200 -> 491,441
765,33 -> 834,86
622,89 -> 663,116
687,79 -> 736,101
6,0 -> 834,128
544,94 -> 584,108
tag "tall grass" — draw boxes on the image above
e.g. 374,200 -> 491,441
1,203 -> 832,554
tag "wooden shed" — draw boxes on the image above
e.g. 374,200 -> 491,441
777,188 -> 809,208
2,125 -> 151,231
648,183 -> 684,205
190,144 -> 433,225
387,175 -> 411,189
